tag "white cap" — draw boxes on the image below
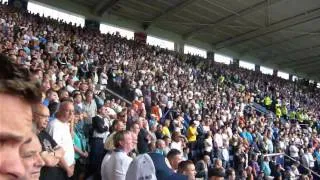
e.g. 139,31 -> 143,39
126,154 -> 157,180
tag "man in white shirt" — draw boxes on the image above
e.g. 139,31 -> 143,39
213,129 -> 223,149
47,101 -> 75,178
289,142 -> 299,160
83,90 -> 97,124
301,147 -> 316,172
101,130 -> 134,180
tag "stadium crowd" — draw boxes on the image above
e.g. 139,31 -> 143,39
0,2 -> 320,180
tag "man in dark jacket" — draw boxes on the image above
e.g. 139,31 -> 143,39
137,119 -> 150,154
89,104 -> 109,180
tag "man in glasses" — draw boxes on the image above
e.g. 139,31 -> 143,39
33,103 -> 65,180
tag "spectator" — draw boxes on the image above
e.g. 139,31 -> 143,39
167,149 -> 183,172
187,120 -> 198,160
195,155 -> 210,179
162,119 -> 171,138
33,103 -> 65,180
137,119 -> 150,154
171,131 -> 184,153
20,132 -> 45,180
0,54 -> 41,179
104,119 -> 125,151
248,154 -> 260,178
83,90 -> 97,124
208,167 -> 225,180
245,166 -> 254,180
155,139 -> 166,156
125,154 -> 157,180
101,130 -> 134,180
155,124 -> 164,139
89,104 -> 109,179
177,160 -> 196,180
225,168 -> 236,180
72,109 -> 89,180
233,146 -> 246,175
204,131 -> 213,156
301,146 -> 316,174
261,156 -> 272,178
47,101 -> 75,178
273,164 -> 284,180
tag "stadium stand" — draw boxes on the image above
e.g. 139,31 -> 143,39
0,1 -> 319,180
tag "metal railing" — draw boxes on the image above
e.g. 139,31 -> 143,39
104,87 -> 132,105
262,152 -> 320,178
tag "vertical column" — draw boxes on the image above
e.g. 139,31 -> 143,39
233,58 -> 239,67
255,65 -> 260,72
9,0 -> 28,10
273,69 -> 278,76
289,74 -> 293,81
174,41 -> 184,54
134,32 -> 147,44
85,19 -> 100,31
207,51 -> 215,61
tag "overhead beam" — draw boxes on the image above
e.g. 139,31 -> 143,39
263,44 -> 320,63
279,55 -> 320,68
239,30 -> 320,56
306,68 -> 320,76
294,62 -> 320,71
94,0 -> 121,16
147,0 -> 200,28
213,8 -> 320,50
183,0 -> 279,39
298,66 -> 320,77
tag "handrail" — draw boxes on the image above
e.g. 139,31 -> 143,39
261,152 -> 320,178
104,87 -> 132,105
283,153 -> 320,178
160,109 -> 177,124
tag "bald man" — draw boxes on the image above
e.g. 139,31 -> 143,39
33,104 -> 65,180
47,101 -> 75,179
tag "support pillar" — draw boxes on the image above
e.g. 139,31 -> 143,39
174,41 -> 184,54
289,74 -> 293,81
233,58 -> 239,67
9,0 -> 28,10
255,65 -> 260,72
207,51 -> 215,61
273,69 -> 278,76
85,19 -> 100,31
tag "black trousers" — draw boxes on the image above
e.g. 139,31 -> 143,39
40,167 -> 68,180
88,137 -> 105,180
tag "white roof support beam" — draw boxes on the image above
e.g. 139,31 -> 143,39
146,0 -> 200,29
94,0 -> 121,16
213,7 -> 320,50
183,0 -> 282,39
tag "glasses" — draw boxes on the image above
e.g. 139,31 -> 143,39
63,109 -> 75,114
34,112 -> 50,119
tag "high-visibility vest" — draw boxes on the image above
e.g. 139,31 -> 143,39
296,112 -> 303,122
301,113 -> 308,121
281,106 -> 288,115
264,96 -> 272,106
276,106 -> 282,118
219,75 -> 225,84
289,111 -> 296,120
